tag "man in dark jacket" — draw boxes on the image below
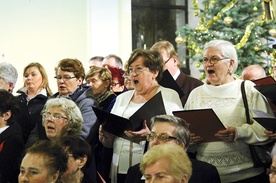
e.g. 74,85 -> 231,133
151,40 -> 203,106
125,115 -> 221,183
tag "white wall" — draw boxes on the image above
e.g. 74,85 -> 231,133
0,0 -> 132,94
88,0 -> 132,63
0,0 -> 199,94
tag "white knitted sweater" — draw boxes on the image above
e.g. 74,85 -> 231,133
184,79 -> 273,183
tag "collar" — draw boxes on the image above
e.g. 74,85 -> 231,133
0,126 -> 9,134
173,69 -> 181,80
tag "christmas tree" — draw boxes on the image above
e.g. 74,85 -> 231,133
176,0 -> 276,78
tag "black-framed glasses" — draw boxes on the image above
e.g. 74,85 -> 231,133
111,82 -> 120,87
164,57 -> 171,64
268,166 -> 276,175
146,132 -> 178,142
54,75 -> 76,81
128,67 -> 148,75
43,113 -> 67,121
200,57 -> 230,64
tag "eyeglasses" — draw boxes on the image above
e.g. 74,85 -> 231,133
269,166 -> 276,175
146,132 -> 178,142
201,57 -> 230,64
111,82 -> 120,87
54,75 -> 76,81
128,67 -> 148,75
123,73 -> 130,78
43,113 -> 67,121
164,57 -> 171,64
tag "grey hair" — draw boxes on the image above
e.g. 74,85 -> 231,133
41,98 -> 83,137
203,39 -> 238,74
0,62 -> 18,85
150,114 -> 190,150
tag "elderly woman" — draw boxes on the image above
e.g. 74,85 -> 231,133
42,98 -> 83,143
53,58 -> 98,145
18,140 -> 68,183
99,49 -> 183,183
140,143 -> 192,183
85,66 -> 116,111
184,40 -> 274,183
86,66 -> 117,182
16,62 -> 53,144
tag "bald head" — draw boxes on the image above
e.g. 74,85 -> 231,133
241,64 -> 266,80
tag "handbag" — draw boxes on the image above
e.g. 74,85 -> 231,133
241,80 -> 273,168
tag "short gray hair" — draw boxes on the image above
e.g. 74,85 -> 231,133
42,98 -> 83,137
0,62 -> 18,85
203,40 -> 238,74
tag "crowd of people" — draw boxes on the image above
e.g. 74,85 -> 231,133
0,39 -> 276,183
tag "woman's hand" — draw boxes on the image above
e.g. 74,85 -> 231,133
215,126 -> 237,142
265,129 -> 276,140
190,133 -> 203,145
99,125 -> 114,148
124,120 -> 151,143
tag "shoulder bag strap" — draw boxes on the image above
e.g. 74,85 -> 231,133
241,81 -> 252,124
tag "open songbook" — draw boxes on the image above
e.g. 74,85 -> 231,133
173,109 -> 226,142
93,91 -> 166,141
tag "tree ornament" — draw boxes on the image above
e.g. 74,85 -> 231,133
195,62 -> 201,68
213,16 -> 219,21
194,12 -> 198,16
269,28 -> 276,37
254,46 -> 259,51
175,35 -> 184,44
224,16 -> 233,25
210,0 -> 216,5
253,6 -> 258,11
196,24 -> 207,32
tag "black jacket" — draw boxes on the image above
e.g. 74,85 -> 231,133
125,158 -> 221,183
16,91 -> 49,144
0,123 -> 24,183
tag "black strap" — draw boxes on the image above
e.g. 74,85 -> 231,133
241,81 -> 252,124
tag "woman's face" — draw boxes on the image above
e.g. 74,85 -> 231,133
24,66 -> 43,92
44,106 -> 69,142
18,153 -> 59,183
129,56 -> 158,95
203,47 -> 233,86
61,153 -> 79,182
86,73 -> 109,96
56,68 -> 82,96
144,158 -> 185,183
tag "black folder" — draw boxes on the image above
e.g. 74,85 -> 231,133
129,92 -> 166,130
159,69 -> 184,98
252,76 -> 276,86
252,109 -> 276,132
173,109 -> 226,142
254,84 -> 276,105
93,92 -> 166,140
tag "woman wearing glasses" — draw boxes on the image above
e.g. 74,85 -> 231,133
184,40 -> 274,183
99,49 -> 183,183
41,98 -> 83,143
